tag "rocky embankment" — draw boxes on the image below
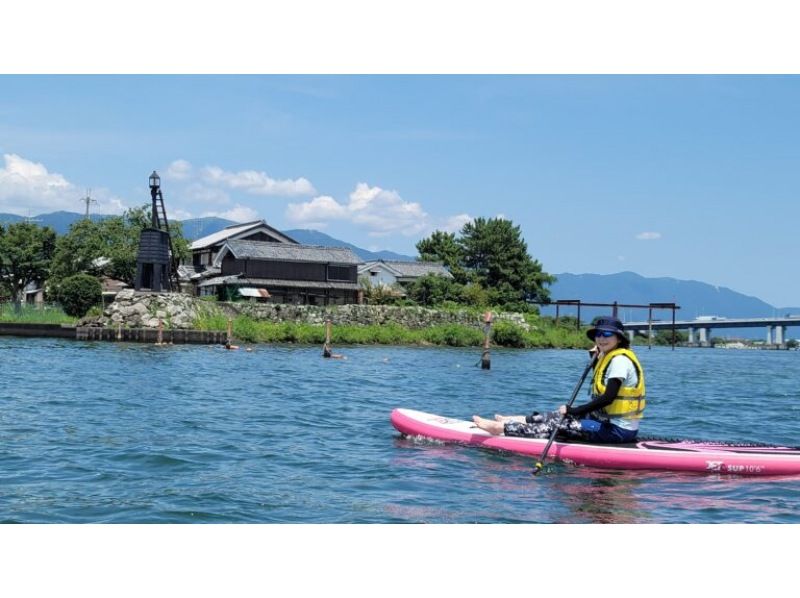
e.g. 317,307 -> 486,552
82,290 -> 530,331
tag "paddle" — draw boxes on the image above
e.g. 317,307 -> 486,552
532,353 -> 598,475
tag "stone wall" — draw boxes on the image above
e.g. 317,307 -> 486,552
91,290 -> 530,331
95,289 -> 200,329
221,302 -> 530,330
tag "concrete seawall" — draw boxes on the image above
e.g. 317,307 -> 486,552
0,323 -> 228,345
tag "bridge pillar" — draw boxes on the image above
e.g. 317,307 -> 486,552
767,326 -> 773,345
699,327 -> 708,346
775,326 -> 785,346
688,327 -> 695,345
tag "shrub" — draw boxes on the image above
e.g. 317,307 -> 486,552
59,274 -> 102,317
424,324 -> 483,347
406,274 -> 464,306
492,321 -> 527,348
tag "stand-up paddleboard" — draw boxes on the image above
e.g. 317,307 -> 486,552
391,408 -> 800,476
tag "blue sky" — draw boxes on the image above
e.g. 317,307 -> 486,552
2,75 -> 799,306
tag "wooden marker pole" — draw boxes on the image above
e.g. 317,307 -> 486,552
156,318 -> 164,345
481,311 -> 492,370
227,318 -> 233,343
323,319 -> 332,358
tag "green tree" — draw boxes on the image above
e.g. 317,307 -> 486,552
461,282 -> 490,308
49,218 -> 108,282
59,273 -> 102,317
459,217 -> 554,309
406,273 -> 464,306
415,230 -> 467,283
0,222 -> 57,307
50,205 -> 191,287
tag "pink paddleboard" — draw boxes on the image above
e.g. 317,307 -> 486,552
391,408 -> 800,476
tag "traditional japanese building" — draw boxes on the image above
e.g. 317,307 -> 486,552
197,239 -> 362,305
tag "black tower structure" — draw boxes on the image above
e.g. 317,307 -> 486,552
134,171 -> 179,292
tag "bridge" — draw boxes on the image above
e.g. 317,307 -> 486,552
623,316 -> 800,346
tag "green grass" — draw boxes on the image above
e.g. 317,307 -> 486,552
193,308 -> 592,349
0,300 -> 594,349
0,303 -> 77,325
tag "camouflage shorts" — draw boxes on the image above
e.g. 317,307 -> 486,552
503,410 -> 586,440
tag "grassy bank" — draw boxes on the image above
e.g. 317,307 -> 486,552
0,304 -> 77,325
193,310 -> 591,349
0,302 -> 592,349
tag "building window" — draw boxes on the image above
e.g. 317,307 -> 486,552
328,265 -> 352,281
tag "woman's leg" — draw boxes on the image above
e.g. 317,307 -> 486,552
472,415 -> 505,435
493,414 -> 527,423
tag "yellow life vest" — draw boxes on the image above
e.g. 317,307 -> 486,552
591,348 -> 646,420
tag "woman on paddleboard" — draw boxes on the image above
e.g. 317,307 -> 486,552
473,315 -> 646,444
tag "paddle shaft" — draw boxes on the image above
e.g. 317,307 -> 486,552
532,354 -> 597,475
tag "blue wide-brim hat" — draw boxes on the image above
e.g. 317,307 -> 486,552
586,316 -> 625,341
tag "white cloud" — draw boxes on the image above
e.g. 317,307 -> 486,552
202,166 -> 316,196
0,153 -> 77,213
349,183 -> 429,236
285,195 -> 347,229
200,204 -> 260,222
91,193 -> 127,215
285,182 -> 430,237
0,153 -> 131,216
439,213 -> 472,233
182,183 -> 231,205
165,159 -> 193,181
636,231 -> 662,240
169,207 -> 195,221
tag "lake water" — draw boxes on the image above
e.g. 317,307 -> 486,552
1,337 -> 799,524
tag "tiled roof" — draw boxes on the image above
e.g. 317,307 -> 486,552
190,220 -> 297,250
198,275 -> 245,287
222,239 -> 361,265
177,265 -> 220,281
359,259 -> 452,278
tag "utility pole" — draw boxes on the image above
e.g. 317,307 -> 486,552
80,189 -> 97,219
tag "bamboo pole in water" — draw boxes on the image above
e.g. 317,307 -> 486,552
323,319 -> 332,358
481,311 -> 492,370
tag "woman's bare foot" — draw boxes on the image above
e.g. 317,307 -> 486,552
494,414 -> 526,424
472,415 -> 505,435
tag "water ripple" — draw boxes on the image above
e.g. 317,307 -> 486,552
1,338 -> 799,522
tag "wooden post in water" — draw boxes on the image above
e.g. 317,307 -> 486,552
481,311 -> 492,370
323,319 -> 332,358
227,318 -> 233,344
156,318 -> 164,345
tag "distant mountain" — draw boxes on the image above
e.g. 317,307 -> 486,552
545,271 -> 800,338
283,229 -> 415,262
0,212 -> 24,226
0,211 -> 417,262
181,217 -> 241,241
0,210 -> 105,234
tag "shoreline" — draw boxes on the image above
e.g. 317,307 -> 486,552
0,320 -> 589,349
